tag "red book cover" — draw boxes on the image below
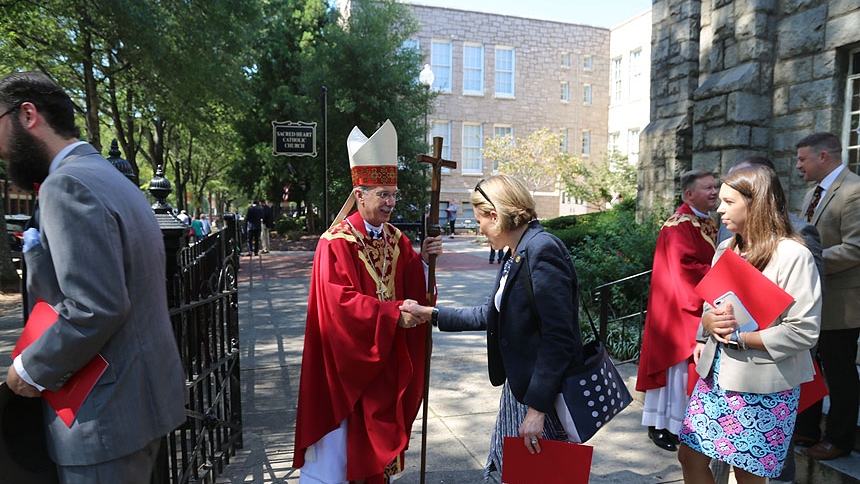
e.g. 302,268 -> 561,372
694,249 -> 794,330
11,299 -> 108,427
502,437 -> 593,484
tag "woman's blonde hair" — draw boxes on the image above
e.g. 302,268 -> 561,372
722,166 -> 800,271
470,175 -> 538,232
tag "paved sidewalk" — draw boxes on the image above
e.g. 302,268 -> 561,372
214,236 -> 686,484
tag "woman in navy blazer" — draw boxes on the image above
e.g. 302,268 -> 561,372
401,175 -> 583,479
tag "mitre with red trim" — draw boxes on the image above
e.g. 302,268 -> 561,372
347,119 -> 398,187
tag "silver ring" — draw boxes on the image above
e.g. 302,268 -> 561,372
530,438 -> 537,444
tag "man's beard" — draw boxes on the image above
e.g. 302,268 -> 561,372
4,117 -> 51,190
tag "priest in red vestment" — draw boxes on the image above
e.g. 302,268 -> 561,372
636,169 -> 719,452
292,120 -> 442,484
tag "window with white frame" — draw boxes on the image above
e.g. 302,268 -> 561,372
560,129 -> 569,153
581,130 -> 591,156
561,82 -> 570,102
583,84 -> 592,105
430,121 -> 453,173
492,125 -> 514,172
846,49 -> 860,174
583,55 -> 593,70
612,57 -> 622,103
609,132 -> 620,153
630,48 -> 643,100
628,128 -> 641,164
561,52 -> 570,68
431,41 -> 452,92
462,123 -> 483,174
495,46 -> 515,98
463,43 -> 484,95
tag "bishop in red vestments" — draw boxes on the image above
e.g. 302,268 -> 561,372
636,170 -> 718,451
292,120 -> 442,484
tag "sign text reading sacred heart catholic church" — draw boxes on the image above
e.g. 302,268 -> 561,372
272,120 -> 317,157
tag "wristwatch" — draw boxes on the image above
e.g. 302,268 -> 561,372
431,307 -> 439,327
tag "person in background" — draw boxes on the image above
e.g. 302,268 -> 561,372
793,132 -> 860,461
488,246 -> 504,264
446,199 -> 457,237
261,199 -> 273,253
177,209 -> 190,225
245,200 -> 264,256
400,175 -> 584,481
201,214 -> 212,236
292,120 -> 443,484
678,165 -> 821,483
636,169 -> 719,452
0,71 -> 187,484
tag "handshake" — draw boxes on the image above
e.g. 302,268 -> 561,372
398,299 -> 433,329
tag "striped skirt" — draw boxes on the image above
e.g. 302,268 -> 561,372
484,381 -> 569,481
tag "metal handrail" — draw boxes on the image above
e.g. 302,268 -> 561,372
590,269 -> 652,364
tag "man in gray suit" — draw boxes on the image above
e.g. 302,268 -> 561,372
0,72 -> 187,483
794,132 -> 860,461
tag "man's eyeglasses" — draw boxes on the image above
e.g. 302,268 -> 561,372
372,190 -> 402,202
474,179 -> 495,209
0,105 -> 20,121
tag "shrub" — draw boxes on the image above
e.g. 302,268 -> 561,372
275,216 -> 306,240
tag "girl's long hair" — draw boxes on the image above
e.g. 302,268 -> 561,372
723,166 -> 800,271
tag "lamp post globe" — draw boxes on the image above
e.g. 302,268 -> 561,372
419,64 -> 435,87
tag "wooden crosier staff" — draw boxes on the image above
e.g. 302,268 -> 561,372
416,136 -> 456,484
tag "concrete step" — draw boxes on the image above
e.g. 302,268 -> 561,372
620,361 -> 860,484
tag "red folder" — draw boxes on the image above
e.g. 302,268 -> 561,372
694,249 -> 794,329
798,359 -> 828,414
11,299 -> 108,427
502,437 -> 592,484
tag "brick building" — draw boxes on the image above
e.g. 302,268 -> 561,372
408,4 -> 611,221
639,0 -> 860,216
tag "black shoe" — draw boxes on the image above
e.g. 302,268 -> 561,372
648,427 -> 678,451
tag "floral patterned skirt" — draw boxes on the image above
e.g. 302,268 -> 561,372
679,350 -> 799,478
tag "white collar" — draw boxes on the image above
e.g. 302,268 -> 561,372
50,141 -> 87,174
818,164 -> 844,192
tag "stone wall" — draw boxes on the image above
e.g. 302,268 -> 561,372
639,0 -> 860,216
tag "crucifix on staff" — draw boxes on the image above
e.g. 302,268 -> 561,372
416,136 -> 456,484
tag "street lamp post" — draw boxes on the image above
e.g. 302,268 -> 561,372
418,64 -> 435,149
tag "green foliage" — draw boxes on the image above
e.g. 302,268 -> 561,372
275,215 -> 307,240
559,151 -> 638,210
544,200 -> 661,359
484,128 -> 585,192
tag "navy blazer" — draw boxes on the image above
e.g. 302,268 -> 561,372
437,221 -> 583,413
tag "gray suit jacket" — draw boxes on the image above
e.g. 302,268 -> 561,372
802,167 -> 860,330
22,144 -> 187,465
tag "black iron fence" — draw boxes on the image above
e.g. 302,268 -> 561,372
155,220 -> 242,484
590,270 -> 652,363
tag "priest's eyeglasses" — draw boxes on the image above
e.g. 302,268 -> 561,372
474,179 -> 496,210
372,190 -> 402,202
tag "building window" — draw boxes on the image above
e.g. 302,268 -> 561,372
630,48 -> 643,100
463,43 -> 484,95
846,48 -> 860,174
561,52 -> 570,68
581,130 -> 591,156
583,55 -> 593,71
628,128 -> 640,164
612,57 -> 622,103
495,46 -> 515,98
560,129 -> 569,153
492,125 -> 513,172
431,41 -> 452,92
430,121 -> 453,173
583,84 -> 592,105
401,38 -> 419,53
609,132 -> 620,153
561,82 -> 570,102
462,123 -> 483,174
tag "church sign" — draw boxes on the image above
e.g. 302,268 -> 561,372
272,120 -> 317,157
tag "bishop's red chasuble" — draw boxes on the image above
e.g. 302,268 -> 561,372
636,203 -> 717,392
292,211 -> 429,483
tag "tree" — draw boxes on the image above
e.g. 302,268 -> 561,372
483,128 -> 586,193
559,151 -> 638,209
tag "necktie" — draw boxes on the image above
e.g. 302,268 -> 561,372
805,185 -> 823,222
